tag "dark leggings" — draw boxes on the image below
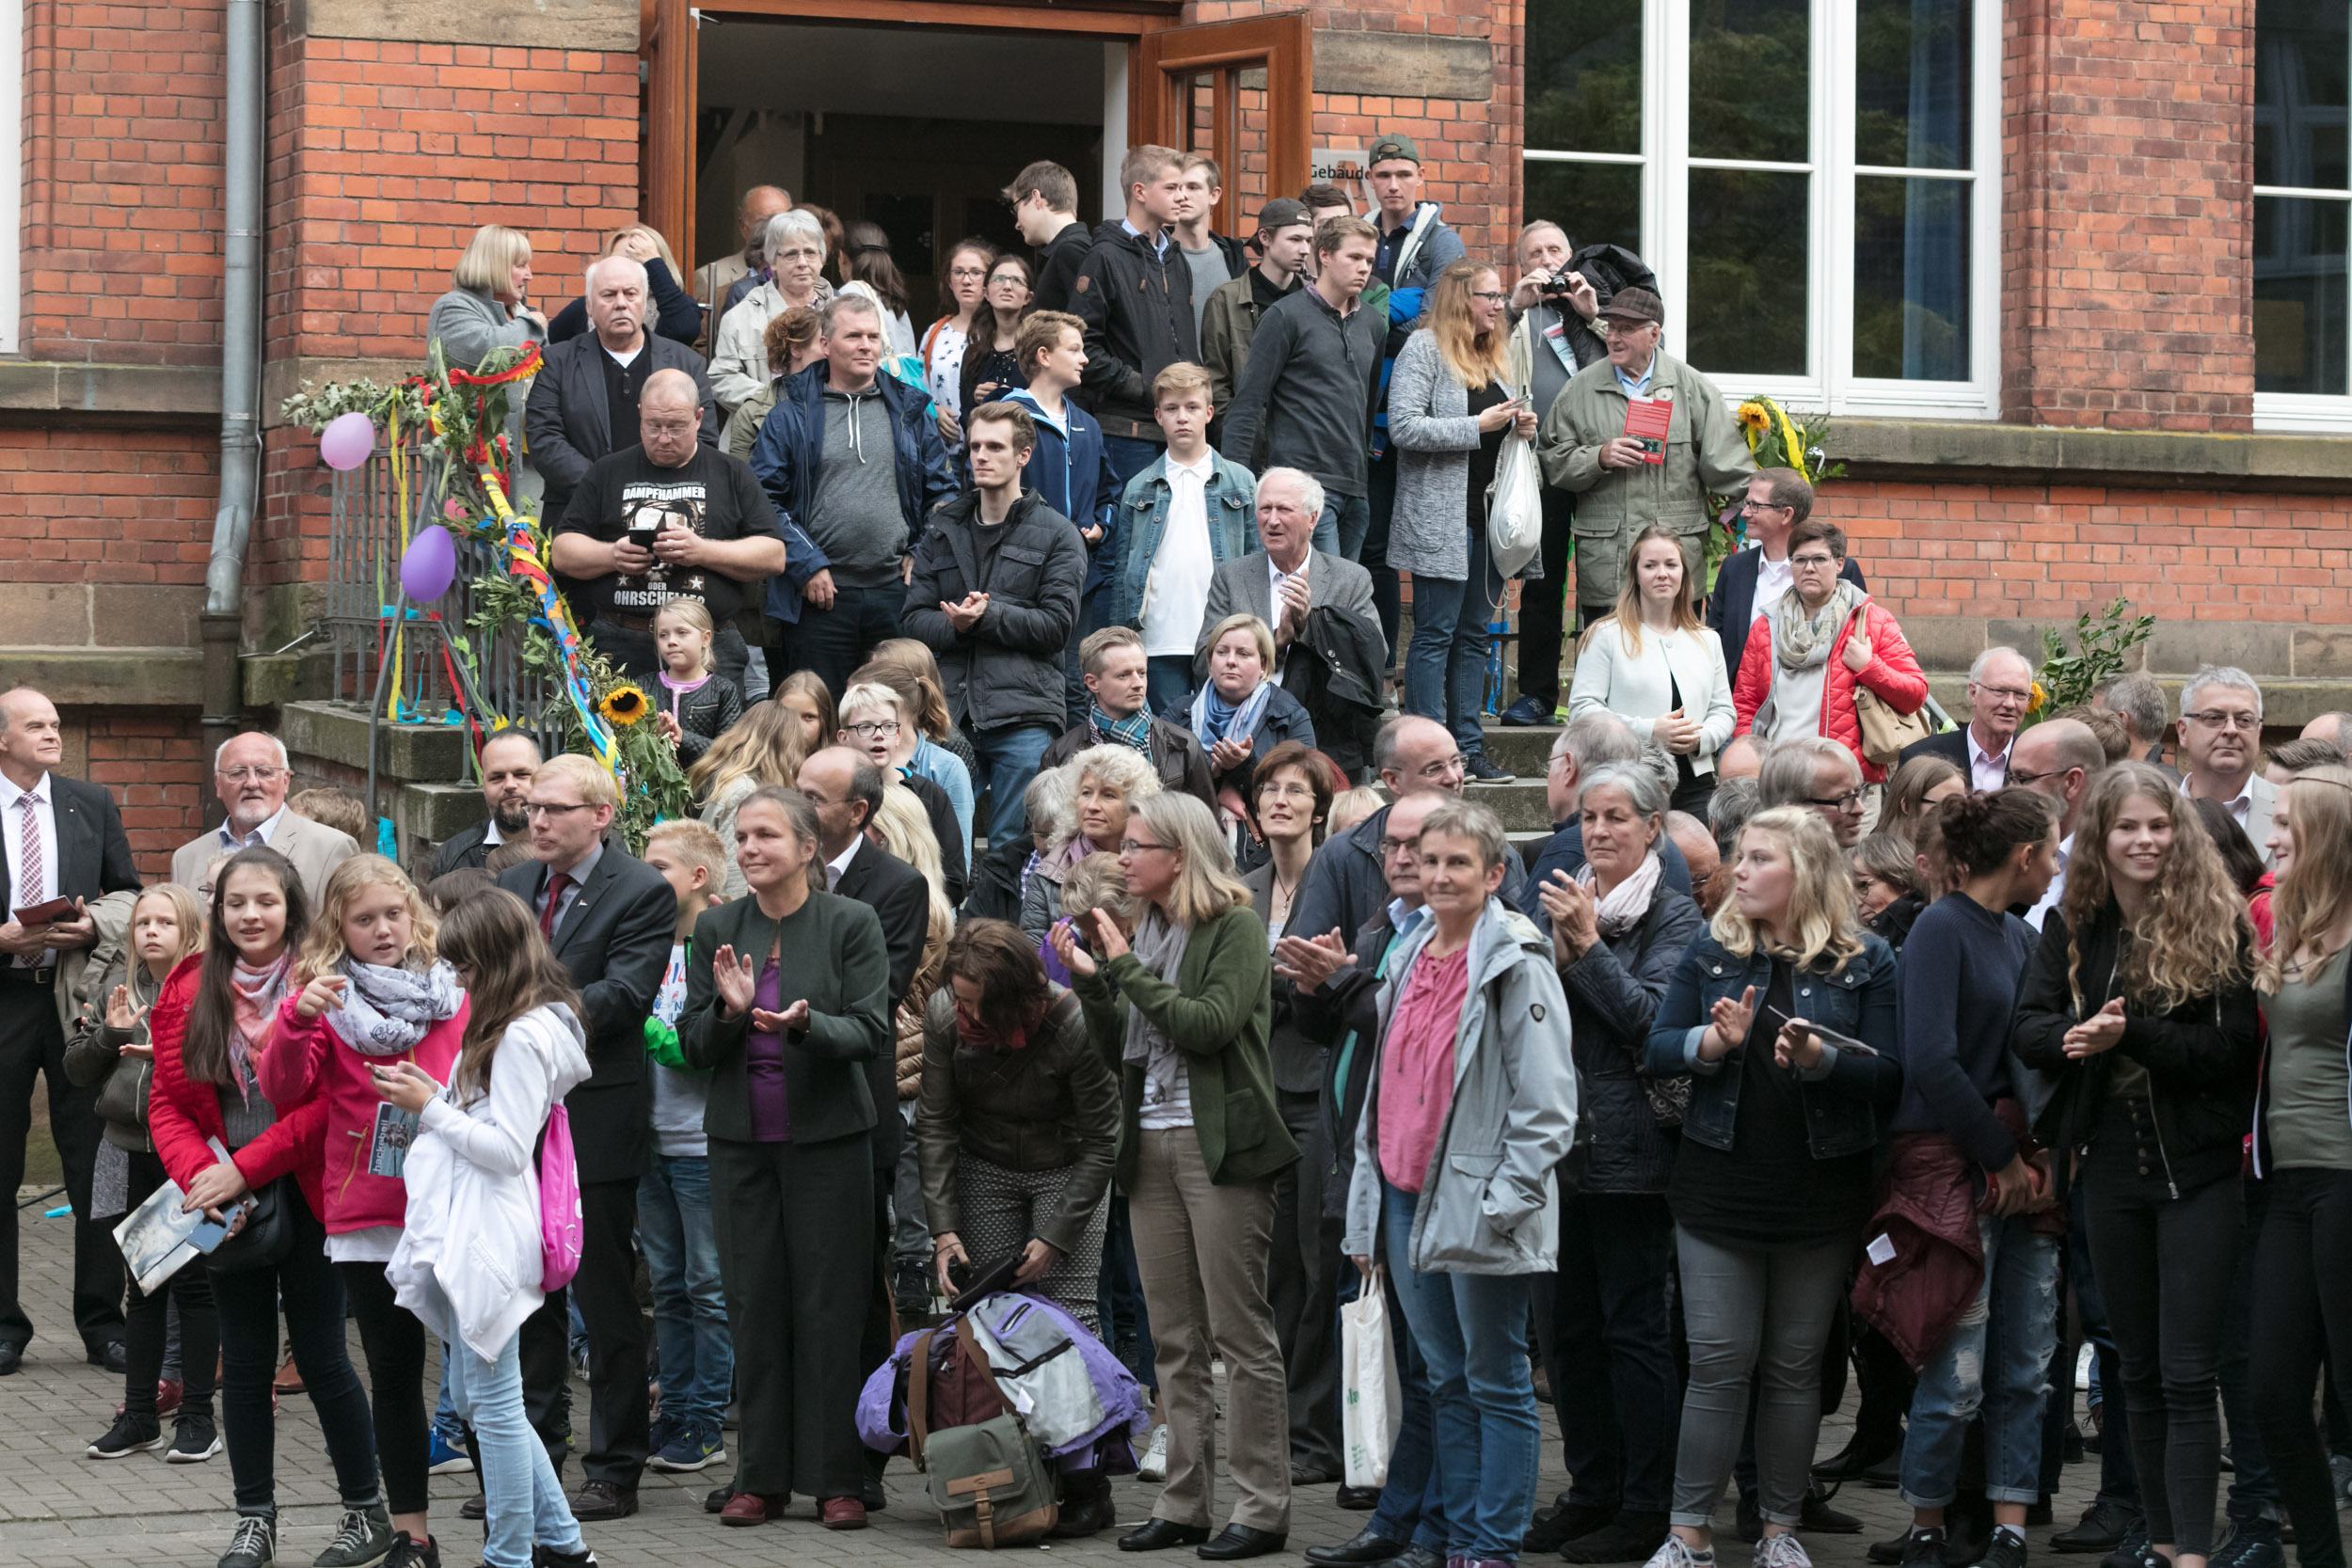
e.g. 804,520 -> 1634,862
2079,1163 -> 2242,1558
122,1150 -> 216,1423
209,1185 -> 382,1514
341,1261 -> 431,1516
2249,1166 -> 2352,1568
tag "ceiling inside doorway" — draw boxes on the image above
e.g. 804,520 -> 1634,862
698,20 -> 1108,125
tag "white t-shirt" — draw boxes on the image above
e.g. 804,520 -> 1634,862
1141,453 -> 1218,658
1755,549 -> 1793,615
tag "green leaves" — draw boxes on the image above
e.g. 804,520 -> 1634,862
2030,598 -> 2157,721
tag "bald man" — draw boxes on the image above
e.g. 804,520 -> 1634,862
2301,710 -> 2352,752
551,367 -> 787,681
695,183 -> 792,346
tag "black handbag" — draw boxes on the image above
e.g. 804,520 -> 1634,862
203,1174 -> 294,1275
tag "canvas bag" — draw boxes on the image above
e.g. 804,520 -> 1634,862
537,1102 -> 583,1291
908,1316 -> 1059,1548
1846,606 -> 1933,765
1339,1266 -> 1404,1489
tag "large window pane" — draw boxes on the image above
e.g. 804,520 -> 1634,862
1690,0 -> 1809,164
1524,162 -> 1643,254
1853,177 -> 1968,379
1855,0 -> 1970,169
2255,194 -> 2349,393
1528,0 -> 1643,154
1686,169 -> 1809,374
2255,0 -> 2349,189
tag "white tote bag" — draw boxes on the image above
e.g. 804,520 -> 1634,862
1486,434 -> 1544,579
1340,1266 -> 1405,1489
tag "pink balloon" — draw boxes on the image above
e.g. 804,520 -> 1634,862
399,525 -> 458,602
319,411 -> 375,471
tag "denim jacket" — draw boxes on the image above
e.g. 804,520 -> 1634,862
1644,931 -> 1902,1161
1108,451 -> 1257,631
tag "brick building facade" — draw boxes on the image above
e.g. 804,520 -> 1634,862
4,0 -> 2346,868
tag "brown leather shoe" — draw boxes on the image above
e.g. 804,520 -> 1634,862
273,1347 -> 304,1396
819,1497 -> 868,1530
720,1493 -> 780,1528
571,1481 -> 638,1521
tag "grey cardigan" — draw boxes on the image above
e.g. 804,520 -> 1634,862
427,286 -> 548,507
1386,328 -> 1516,581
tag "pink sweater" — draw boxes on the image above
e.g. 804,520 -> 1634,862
1377,944 -> 1470,1194
257,991 -> 469,1235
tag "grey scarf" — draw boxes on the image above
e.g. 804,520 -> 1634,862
328,958 -> 464,1056
1119,909 -> 1193,1108
1769,578 -> 1867,673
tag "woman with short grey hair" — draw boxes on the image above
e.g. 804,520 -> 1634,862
710,210 -> 834,413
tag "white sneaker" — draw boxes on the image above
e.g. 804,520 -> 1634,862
2075,1341 -> 2095,1391
1755,1532 -> 1814,1568
1136,1424 -> 1170,1483
1642,1534 -> 1712,1568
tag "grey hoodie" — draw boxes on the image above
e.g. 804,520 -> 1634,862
810,387 -> 908,587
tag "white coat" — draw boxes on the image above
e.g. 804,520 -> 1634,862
1567,619 -> 1738,777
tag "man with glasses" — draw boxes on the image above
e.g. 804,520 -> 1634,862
1522,715 -> 1692,949
1705,468 -> 1866,692
170,730 -> 358,902
496,754 -> 676,1522
2175,664 -> 2279,866
2006,718 -> 2107,930
1899,646 -> 2037,790
1756,736 -> 1870,849
552,367 -> 788,686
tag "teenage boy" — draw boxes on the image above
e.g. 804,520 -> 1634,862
1219,216 -> 1384,560
1041,626 -> 1217,811
1071,145 -> 1198,498
1004,310 -> 1122,727
1105,364 -> 1259,718
1201,198 -> 1313,443
1174,153 -> 1250,340
1006,160 -> 1092,312
636,820 -> 734,1478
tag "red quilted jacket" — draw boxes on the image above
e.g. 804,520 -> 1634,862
1730,599 -> 1929,784
145,955 -> 329,1221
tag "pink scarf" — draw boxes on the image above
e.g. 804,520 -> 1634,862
227,954 -> 291,1102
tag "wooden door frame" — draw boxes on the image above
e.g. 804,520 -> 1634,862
1131,11 -> 1312,237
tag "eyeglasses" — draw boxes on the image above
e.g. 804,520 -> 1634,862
524,801 -> 596,819
949,266 -> 989,280
1470,291 -> 1511,303
1977,684 -> 2035,705
1119,839 -> 1174,856
1805,788 -> 1867,813
1411,754 -> 1469,781
219,767 -> 285,784
2183,709 -> 2261,731
843,721 -> 901,739
987,273 -> 1029,289
1788,553 -> 1839,570
1378,835 -> 1421,858
641,418 -> 699,436
2004,766 -> 2068,788
1739,499 -> 1789,514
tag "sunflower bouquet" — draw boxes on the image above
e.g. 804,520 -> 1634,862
1707,396 -> 1846,571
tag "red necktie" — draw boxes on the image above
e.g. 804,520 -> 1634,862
538,871 -> 573,941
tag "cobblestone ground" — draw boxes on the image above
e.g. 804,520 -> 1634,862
0,1202 -> 2105,1568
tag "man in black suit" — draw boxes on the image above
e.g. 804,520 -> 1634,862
1706,468 -> 1864,693
497,753 -> 676,1520
795,745 -> 930,1505
524,254 -> 719,528
431,728 -> 540,876
1897,645 -> 2036,792
0,688 -> 138,1374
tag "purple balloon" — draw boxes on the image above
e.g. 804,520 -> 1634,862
399,525 -> 458,603
319,411 -> 376,471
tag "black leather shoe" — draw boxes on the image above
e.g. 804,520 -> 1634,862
570,1481 -> 637,1521
1529,1505 -> 1618,1555
1394,1547 -> 1446,1568
1293,1461 -> 1342,1487
1051,1484 -> 1120,1540
460,1495 -> 486,1523
1306,1528 -> 1406,1566
1803,1485 -> 1863,1533
0,1343 -> 21,1376
89,1341 -> 127,1374
1121,1520 -> 1214,1552
1199,1526 -> 1288,1560
2052,1501 -> 2138,1555
861,1475 -> 887,1512
704,1484 -> 738,1515
1814,1429 -> 1904,1481
1336,1485 -> 1381,1512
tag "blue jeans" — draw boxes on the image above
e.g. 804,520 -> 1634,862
638,1152 -> 734,1433
792,582 -> 907,697
1147,656 -> 1195,721
1339,1264 -> 1448,1551
434,1355 -> 467,1446
967,721 -> 1057,917
429,1281 -> 586,1568
1899,1212 -> 2063,1508
1404,523 -> 1500,757
1382,1181 -> 1541,1561
1314,492 -> 1374,561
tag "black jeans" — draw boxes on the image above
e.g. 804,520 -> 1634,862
1516,487 -> 1577,709
341,1261 -> 431,1516
121,1149 -> 215,1424
209,1184 -> 380,1514
0,981 -> 123,1354
2249,1166 -> 2352,1568
1534,1191 -> 1681,1515
573,1177 -> 649,1487
2069,1180 -> 2138,1504
786,582 -> 907,697
1365,451 -> 1401,669
1269,1088 -> 1341,1474
2217,1177 -> 2279,1523
2079,1159 -> 2242,1557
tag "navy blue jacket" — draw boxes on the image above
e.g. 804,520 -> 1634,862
748,361 -> 958,622
1004,388 -> 1121,599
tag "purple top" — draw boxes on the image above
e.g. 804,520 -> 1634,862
745,958 -> 791,1142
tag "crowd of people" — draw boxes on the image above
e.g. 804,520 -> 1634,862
6,135 -> 2352,1568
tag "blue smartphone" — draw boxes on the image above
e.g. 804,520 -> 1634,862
188,1214 -> 230,1253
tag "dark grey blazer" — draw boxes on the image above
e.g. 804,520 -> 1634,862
523,331 -> 720,515
1196,548 -> 1378,670
1898,724 -> 1997,784
1,775 -> 139,911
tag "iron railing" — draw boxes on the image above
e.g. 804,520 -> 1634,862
324,429 -> 564,776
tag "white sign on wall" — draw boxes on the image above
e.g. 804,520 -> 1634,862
1313,148 -> 1368,190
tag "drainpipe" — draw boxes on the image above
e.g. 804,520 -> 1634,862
199,0 -> 264,827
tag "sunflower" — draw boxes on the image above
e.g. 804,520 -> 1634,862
2028,680 -> 2047,715
599,684 -> 650,726
1737,401 -> 1771,435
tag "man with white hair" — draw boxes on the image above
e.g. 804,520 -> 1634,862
527,252 -> 719,523
1899,645 -> 2036,790
2093,672 -> 2172,768
169,730 -> 358,901
1757,735 -> 1867,848
2176,664 -> 2278,864
1523,714 -> 1692,940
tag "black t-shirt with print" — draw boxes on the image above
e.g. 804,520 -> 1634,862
556,444 -> 783,624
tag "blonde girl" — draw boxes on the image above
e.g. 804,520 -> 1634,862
652,600 -> 743,768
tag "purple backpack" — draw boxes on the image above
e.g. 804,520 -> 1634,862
537,1103 -> 583,1291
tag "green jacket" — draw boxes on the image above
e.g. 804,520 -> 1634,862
1072,901 -> 1298,1190
1534,348 -> 1754,608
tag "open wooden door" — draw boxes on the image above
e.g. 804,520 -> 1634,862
1132,12 -> 1311,237
644,0 -> 698,272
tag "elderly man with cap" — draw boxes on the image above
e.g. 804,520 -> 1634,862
1535,286 -> 1753,631
1200,198 -> 1314,456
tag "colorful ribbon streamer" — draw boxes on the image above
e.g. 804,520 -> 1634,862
474,464 -> 619,778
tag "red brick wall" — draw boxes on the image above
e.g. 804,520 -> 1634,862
2000,0 -> 2255,431
83,710 -> 210,879
0,429 -> 219,586
18,0 -> 227,363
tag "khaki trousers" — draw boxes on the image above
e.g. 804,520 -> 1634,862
1128,1126 -> 1293,1532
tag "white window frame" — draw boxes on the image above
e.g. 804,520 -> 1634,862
2250,24 -> 2352,431
1523,0 -> 2002,418
0,0 -> 20,357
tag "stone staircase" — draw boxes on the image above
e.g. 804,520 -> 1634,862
1466,721 -> 1564,837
